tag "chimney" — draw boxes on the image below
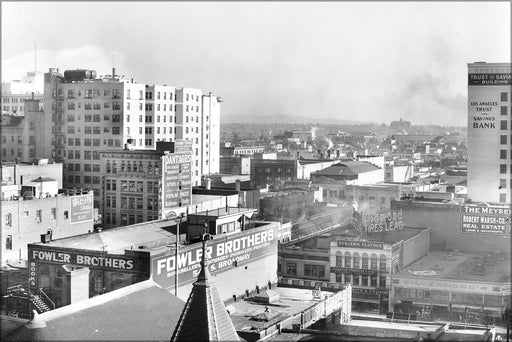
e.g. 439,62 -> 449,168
112,67 -> 116,78
235,179 -> 241,192
205,178 -> 211,190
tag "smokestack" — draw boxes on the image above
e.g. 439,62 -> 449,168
336,149 -> 340,158
112,67 -> 116,78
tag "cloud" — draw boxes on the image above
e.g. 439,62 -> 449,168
2,45 -> 127,82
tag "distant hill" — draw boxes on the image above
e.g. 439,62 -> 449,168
221,113 -> 361,125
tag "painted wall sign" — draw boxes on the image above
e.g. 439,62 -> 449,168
28,246 -> 148,273
468,73 -> 511,86
70,193 -> 93,224
161,152 -> 192,211
362,209 -> 403,233
460,205 -> 510,235
152,225 -> 277,288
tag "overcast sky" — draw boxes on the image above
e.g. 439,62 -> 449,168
2,2 -> 510,126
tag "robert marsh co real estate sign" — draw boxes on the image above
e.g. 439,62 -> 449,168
460,205 -> 510,235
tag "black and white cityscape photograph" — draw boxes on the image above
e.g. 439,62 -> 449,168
0,1 -> 510,341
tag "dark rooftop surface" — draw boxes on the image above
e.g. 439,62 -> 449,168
314,161 -> 379,177
4,280 -> 185,341
396,250 -> 511,283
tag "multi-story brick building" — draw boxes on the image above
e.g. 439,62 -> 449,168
42,68 -> 221,208
100,141 -> 192,228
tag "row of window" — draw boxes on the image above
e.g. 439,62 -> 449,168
394,287 -> 510,306
334,273 -> 386,288
66,150 -> 101,160
336,253 -> 387,270
4,208 -> 66,227
66,138 -> 122,148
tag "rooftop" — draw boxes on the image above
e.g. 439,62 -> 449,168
395,250 -> 511,283
4,279 -> 185,341
31,219 -> 178,254
314,161 -> 380,177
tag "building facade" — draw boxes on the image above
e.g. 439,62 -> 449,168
1,97 -> 46,163
2,70 -> 44,116
467,62 -> 511,204
1,189 -> 94,267
100,142 -> 192,228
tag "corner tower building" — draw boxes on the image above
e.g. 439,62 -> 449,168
467,62 -> 511,204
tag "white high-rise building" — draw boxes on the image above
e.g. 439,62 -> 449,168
43,68 -> 221,208
467,62 -> 511,204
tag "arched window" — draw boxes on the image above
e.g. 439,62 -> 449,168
336,251 -> 343,266
362,253 -> 369,269
353,252 -> 360,268
344,252 -> 352,268
379,254 -> 387,270
371,254 -> 378,270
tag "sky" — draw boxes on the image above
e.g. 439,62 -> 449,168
2,2 -> 510,126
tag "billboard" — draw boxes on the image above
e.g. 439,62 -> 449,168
362,209 -> 403,234
161,152 -> 192,211
70,193 -> 94,224
460,205 -> 510,235
152,225 -> 277,288
174,139 -> 193,153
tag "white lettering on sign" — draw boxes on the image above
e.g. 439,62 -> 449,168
31,250 -> 134,270
363,209 -> 403,234
156,228 -> 275,275
164,154 -> 191,166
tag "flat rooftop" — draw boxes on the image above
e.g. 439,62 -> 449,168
31,219 -> 178,254
395,250 -> 511,283
228,287 -> 336,333
362,226 -> 429,244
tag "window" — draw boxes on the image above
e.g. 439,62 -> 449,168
370,255 -> 378,270
500,179 -> 506,189
353,253 -> 360,268
286,262 -> 297,275
36,210 -> 42,223
93,102 -> 101,110
499,193 -> 507,203
304,264 -> 325,278
113,89 -> 120,98
51,208 -> 57,220
501,92 -> 508,102
362,254 -> 369,269
335,255 -> 343,266
379,255 -> 386,270
501,135 -> 508,144
502,106 -> 508,116
4,213 -> 12,227
501,120 -> 508,130
6,235 -> 12,250
344,252 -> 351,268
501,150 -> 507,159
500,164 -> 507,174
113,102 -> 121,110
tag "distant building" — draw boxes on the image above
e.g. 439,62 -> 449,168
219,156 -> 251,175
259,188 -> 315,221
1,160 -> 63,189
384,164 -> 414,183
1,97 -> 45,162
220,145 -> 265,157
467,62 -> 511,204
2,70 -> 44,116
250,159 -> 297,188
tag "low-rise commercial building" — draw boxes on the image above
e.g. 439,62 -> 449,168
391,249 -> 510,325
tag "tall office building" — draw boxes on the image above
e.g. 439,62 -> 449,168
43,68 -> 221,208
467,62 -> 511,204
